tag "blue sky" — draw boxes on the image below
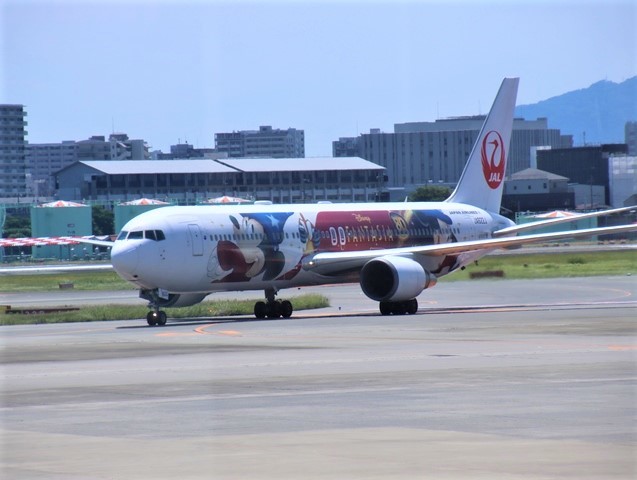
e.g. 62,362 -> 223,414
1,0 -> 635,156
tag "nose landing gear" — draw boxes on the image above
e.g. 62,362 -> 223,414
254,286 -> 293,320
140,289 -> 169,326
146,310 -> 167,326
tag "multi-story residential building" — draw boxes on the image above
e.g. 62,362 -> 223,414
333,117 -> 570,190
333,136 -> 360,158
215,126 -> 305,158
0,104 -> 28,198
75,133 -> 149,160
154,142 -> 220,159
625,121 -> 637,155
25,141 -> 77,197
27,133 -> 150,198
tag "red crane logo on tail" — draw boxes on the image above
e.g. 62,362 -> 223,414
481,130 -> 505,189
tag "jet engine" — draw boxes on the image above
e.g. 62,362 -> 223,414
360,256 -> 436,302
140,290 -> 208,308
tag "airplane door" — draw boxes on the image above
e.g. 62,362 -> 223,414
188,224 -> 204,256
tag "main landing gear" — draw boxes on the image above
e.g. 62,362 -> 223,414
146,309 -> 167,326
379,298 -> 418,315
254,286 -> 293,320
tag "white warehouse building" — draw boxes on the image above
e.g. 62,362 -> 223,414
55,157 -> 386,204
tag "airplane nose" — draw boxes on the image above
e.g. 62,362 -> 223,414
111,243 -> 139,280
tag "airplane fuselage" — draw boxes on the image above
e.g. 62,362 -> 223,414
106,78 -> 524,322
111,202 -> 515,296
54,78 -> 636,325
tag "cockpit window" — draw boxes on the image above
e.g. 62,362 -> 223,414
143,230 -> 165,241
117,229 -> 165,241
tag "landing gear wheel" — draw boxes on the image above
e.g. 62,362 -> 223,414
280,300 -> 293,318
157,311 -> 167,326
266,300 -> 280,319
406,298 -> 418,315
254,301 -> 267,319
378,299 -> 418,316
254,287 -> 294,320
146,311 -> 158,326
380,301 -> 392,316
146,310 -> 167,326
393,302 -> 407,315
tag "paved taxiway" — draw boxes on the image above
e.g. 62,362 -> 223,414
1,277 -> 636,479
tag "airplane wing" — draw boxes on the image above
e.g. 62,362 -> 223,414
492,206 -> 635,237
302,223 -> 637,276
70,236 -> 115,247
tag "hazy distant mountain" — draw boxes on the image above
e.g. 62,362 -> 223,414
515,77 -> 637,145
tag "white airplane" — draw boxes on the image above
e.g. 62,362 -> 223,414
8,78 -> 634,325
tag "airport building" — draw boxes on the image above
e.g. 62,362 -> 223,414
502,168 -> 575,212
0,104 -> 28,198
501,145 -> 636,211
608,155 -> 637,207
54,157 -> 385,204
536,144 -> 628,207
30,200 -> 93,260
333,117 -> 571,192
114,198 -> 170,232
215,126 -> 305,158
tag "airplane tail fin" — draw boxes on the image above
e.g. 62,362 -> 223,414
445,77 -> 519,213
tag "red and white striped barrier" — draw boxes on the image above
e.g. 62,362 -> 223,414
0,236 -> 111,247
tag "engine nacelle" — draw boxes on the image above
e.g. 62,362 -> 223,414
360,256 -> 437,302
140,290 -> 208,308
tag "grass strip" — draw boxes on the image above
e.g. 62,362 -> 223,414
0,293 -> 330,326
0,270 -> 130,292
4,250 -> 633,294
442,250 -> 636,282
